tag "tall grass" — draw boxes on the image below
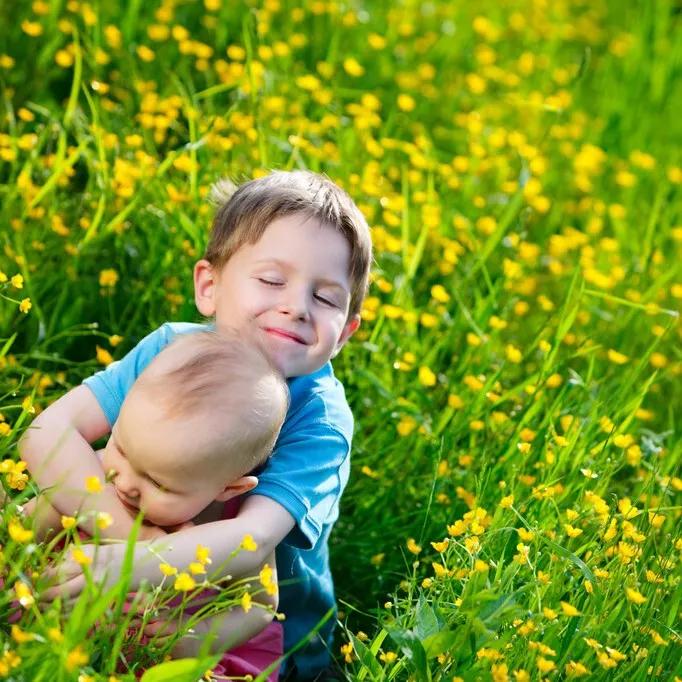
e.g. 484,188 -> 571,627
1,0 -> 680,679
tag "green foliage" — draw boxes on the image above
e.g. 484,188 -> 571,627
1,0 -> 681,679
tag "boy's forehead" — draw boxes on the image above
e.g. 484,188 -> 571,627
229,215 -> 352,278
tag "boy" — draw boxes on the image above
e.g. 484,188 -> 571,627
21,330 -> 289,678
20,170 -> 373,680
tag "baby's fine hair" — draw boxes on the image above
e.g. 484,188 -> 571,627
135,330 -> 289,477
206,170 -> 373,319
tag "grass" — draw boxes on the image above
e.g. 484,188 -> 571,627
1,0 -> 681,679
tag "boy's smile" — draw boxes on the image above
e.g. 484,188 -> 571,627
194,213 -> 361,377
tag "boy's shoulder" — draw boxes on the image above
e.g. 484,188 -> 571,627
285,363 -> 353,439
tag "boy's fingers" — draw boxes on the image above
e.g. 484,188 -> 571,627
143,619 -> 178,637
40,574 -> 86,601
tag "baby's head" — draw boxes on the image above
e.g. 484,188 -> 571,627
193,170 -> 373,378
101,331 -> 289,527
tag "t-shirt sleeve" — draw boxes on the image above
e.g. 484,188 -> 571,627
82,324 -> 175,427
250,401 -> 351,550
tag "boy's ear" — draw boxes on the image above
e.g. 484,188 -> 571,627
194,259 -> 217,317
214,475 -> 258,502
332,314 -> 361,358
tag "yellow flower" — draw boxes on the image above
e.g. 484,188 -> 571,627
607,349 -> 628,364
565,661 -> 590,677
48,627 -> 63,642
499,494 -> 514,509
343,57 -> 364,77
564,524 -> 583,538
260,563 -> 277,595
430,284 -> 450,303
189,562 -> 206,575
55,49 -> 74,68
406,537 -> 422,554
19,298 -> 32,314
432,562 -> 449,578
9,519 -> 34,543
96,512 -> 113,530
431,539 -> 449,552
241,534 -> 258,551
379,651 -> 397,664
537,657 -> 556,673
99,269 -> 119,287
546,373 -> 562,388
448,394 -> 464,409
397,94 -> 416,112
340,641 -> 354,663
174,572 -> 196,592
505,345 -> 522,363
96,346 -> 114,366
543,607 -> 557,619
241,591 -> 252,612
196,544 -> 212,565
159,563 -> 177,576
71,548 -> 92,566
136,45 -> 155,62
11,624 -> 35,643
517,527 -> 534,541
14,581 -> 34,607
85,476 -> 103,493
21,20 -> 43,36
10,274 -> 23,289
418,366 -> 437,387
109,334 -> 123,346
560,601 -> 581,616
625,587 -> 646,604
61,515 -> 77,530
65,645 -> 89,671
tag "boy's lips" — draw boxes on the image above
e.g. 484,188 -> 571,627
263,327 -> 308,345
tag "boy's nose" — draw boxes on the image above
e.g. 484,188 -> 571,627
279,293 -> 310,321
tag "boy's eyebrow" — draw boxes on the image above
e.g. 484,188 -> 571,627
254,258 -> 349,290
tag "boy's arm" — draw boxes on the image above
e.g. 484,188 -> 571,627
150,551 -> 280,659
45,495 -> 295,597
18,385 -> 143,538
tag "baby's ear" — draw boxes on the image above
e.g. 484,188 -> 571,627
194,259 -> 217,317
215,475 -> 258,501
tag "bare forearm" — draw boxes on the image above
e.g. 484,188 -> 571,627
19,418 -> 135,537
127,497 -> 294,590
174,602 -> 277,658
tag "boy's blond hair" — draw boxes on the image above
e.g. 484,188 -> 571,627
132,330 -> 289,477
206,170 -> 372,319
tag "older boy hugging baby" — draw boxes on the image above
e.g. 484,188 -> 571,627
19,170 -> 373,680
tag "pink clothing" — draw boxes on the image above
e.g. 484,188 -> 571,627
213,623 -> 282,680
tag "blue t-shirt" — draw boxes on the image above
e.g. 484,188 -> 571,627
83,322 -> 353,677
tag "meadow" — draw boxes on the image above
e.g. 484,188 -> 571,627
1,0 -> 681,680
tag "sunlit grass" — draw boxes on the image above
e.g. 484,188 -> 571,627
1,0 -> 681,679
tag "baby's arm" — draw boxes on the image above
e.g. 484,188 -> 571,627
18,385 -> 151,539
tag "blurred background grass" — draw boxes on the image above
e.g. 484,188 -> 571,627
1,0 -> 681,678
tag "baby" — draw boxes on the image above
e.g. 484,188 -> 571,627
22,329 -> 289,677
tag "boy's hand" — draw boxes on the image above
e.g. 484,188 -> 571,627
42,542 -> 126,599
